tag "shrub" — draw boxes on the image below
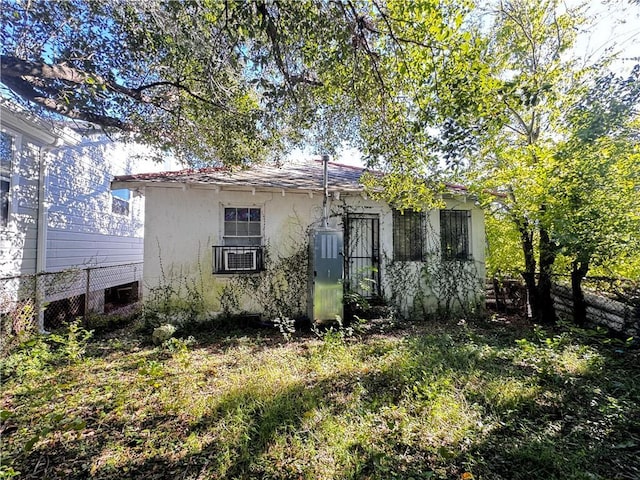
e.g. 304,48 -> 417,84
152,324 -> 177,345
49,319 -> 93,364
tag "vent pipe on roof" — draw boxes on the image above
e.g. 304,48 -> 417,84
321,154 -> 330,227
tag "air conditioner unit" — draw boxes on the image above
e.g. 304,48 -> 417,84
224,248 -> 257,271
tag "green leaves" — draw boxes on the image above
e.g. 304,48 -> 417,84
548,68 -> 640,272
469,0 -> 640,290
1,0 -> 489,172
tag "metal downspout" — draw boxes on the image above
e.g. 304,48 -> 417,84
322,154 -> 330,228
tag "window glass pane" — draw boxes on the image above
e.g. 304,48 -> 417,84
1,179 -> 9,225
248,222 -> 261,236
224,208 -> 236,221
224,221 -> 236,236
245,236 -> 261,246
440,210 -> 469,260
0,132 -> 12,178
112,197 -> 129,215
236,222 -> 249,236
223,207 -> 262,243
393,209 -> 423,261
237,208 -> 249,221
112,188 -> 130,201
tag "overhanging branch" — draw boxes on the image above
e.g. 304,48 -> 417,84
1,55 -> 230,114
0,73 -> 133,130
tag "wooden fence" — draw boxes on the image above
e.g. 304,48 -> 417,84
552,283 -> 638,338
486,277 -> 639,338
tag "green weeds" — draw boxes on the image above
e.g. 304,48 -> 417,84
1,319 -> 92,381
1,319 -> 638,479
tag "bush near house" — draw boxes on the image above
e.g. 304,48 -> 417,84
1,316 -> 638,480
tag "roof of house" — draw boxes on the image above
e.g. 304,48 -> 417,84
112,158 -> 471,199
112,159 -> 368,192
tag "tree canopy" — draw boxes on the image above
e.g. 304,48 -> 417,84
1,0 -> 483,175
466,0 -> 640,322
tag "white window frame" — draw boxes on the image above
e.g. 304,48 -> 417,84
221,205 -> 264,247
213,204 -> 265,274
0,129 -> 20,228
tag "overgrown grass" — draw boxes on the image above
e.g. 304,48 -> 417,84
1,317 -> 639,479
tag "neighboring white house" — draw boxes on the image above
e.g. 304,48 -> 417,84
0,102 -> 164,328
112,159 -> 486,322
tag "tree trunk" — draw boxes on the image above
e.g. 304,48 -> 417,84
571,260 -> 590,327
536,227 -> 557,325
519,222 -> 557,324
519,224 -> 539,319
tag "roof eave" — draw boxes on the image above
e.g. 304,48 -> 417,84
110,179 -> 364,194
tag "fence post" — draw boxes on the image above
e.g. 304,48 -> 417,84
84,267 -> 90,325
35,273 -> 46,333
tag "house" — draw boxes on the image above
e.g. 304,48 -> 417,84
0,102 -> 164,330
112,157 -> 486,322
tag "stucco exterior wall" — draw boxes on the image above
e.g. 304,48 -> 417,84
143,186 -> 327,310
142,184 -> 486,320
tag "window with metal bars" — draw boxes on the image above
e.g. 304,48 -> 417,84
393,209 -> 425,261
440,210 -> 471,260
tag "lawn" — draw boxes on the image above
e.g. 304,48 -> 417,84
1,316 -> 639,480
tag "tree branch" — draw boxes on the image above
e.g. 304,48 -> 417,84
0,74 -> 133,130
1,55 -> 230,111
502,97 -> 529,137
254,2 -> 323,92
1,54 -> 152,102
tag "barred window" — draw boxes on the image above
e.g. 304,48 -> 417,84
393,209 -> 424,261
440,210 -> 471,260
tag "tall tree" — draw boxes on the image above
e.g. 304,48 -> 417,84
468,0 -> 639,324
1,0 -> 479,172
467,0 -> 587,323
549,68 -> 640,325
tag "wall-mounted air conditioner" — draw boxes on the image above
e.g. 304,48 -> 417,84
224,248 -> 258,271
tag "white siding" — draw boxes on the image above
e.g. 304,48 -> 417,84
0,128 -> 45,278
1,104 -> 166,315
46,230 -> 143,271
45,138 -> 148,271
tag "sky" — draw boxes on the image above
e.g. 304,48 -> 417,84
576,0 -> 640,75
